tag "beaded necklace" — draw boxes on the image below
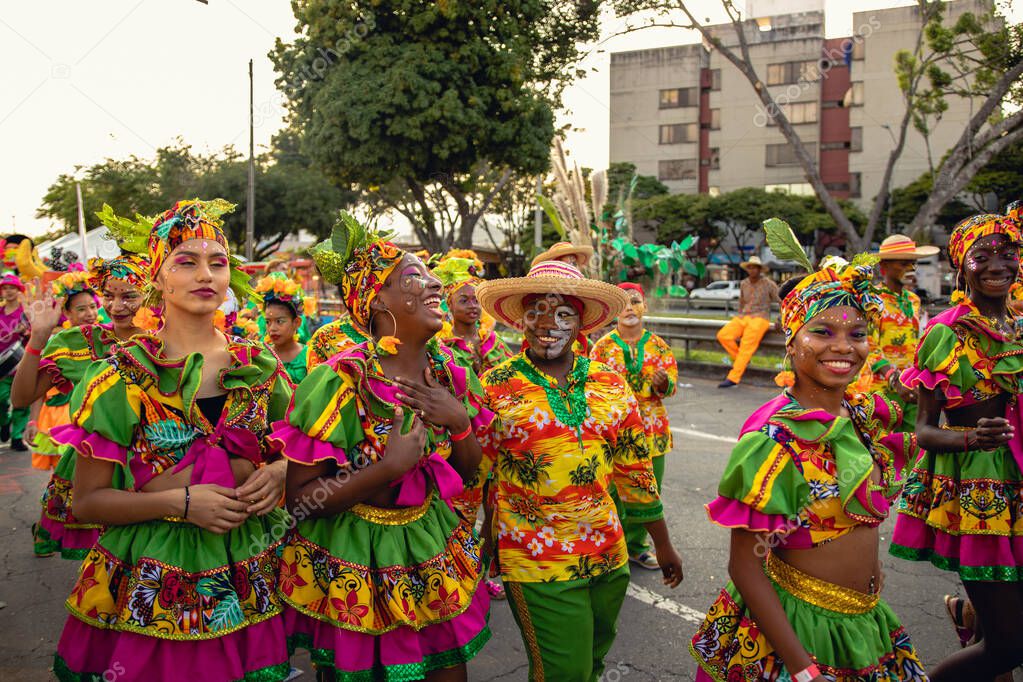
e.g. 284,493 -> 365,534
512,354 -> 590,429
611,329 -> 650,394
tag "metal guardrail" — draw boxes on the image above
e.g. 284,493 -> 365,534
643,315 -> 786,360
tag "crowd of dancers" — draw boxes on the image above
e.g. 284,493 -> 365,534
0,196 -> 1021,682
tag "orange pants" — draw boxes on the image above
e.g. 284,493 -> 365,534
717,316 -> 771,384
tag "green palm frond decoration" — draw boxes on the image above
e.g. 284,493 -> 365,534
763,217 -> 813,272
310,211 -> 397,285
95,204 -> 154,255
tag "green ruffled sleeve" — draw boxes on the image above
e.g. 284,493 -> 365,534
903,323 -> 974,396
50,359 -> 141,486
41,326 -> 106,393
706,429 -> 809,532
271,363 -> 365,466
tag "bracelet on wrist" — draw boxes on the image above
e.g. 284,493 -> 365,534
183,486 -> 191,519
25,344 -> 42,357
450,423 -> 473,442
793,663 -> 820,682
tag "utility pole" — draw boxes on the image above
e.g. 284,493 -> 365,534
533,176 -> 543,251
246,59 -> 256,261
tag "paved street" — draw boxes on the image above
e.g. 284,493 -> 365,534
0,378 -> 984,680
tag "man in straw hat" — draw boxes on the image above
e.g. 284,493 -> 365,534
716,255 -> 779,388
530,240 -> 594,270
857,234 -> 939,430
476,261 -> 683,682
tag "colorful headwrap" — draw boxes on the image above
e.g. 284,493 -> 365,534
761,218 -> 881,346
780,258 -> 882,345
433,257 -> 483,300
618,282 -> 645,298
97,201 -> 252,306
256,272 -> 310,317
947,201 -> 1023,271
441,248 -> 484,273
148,199 -> 232,279
87,254 -> 150,292
52,270 -> 96,303
310,211 -> 404,329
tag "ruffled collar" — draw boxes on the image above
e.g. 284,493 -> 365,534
742,391 -> 899,522
112,332 -> 278,429
933,298 -> 1023,343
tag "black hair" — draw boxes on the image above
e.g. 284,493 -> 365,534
264,299 -> 300,320
778,276 -> 801,301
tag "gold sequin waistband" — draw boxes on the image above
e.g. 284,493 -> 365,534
350,491 -> 435,526
765,552 -> 879,615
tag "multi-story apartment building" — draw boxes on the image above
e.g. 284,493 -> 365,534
609,0 -> 991,210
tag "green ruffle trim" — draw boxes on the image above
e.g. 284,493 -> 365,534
53,654 -> 292,682
287,624 -> 491,682
60,546 -> 91,561
888,543 -> 1023,582
32,523 -> 59,557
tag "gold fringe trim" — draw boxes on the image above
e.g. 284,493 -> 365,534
350,491 -> 434,526
766,552 -> 878,615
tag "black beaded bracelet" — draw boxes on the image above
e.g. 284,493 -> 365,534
183,486 -> 191,519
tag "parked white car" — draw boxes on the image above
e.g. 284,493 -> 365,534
688,280 -> 741,301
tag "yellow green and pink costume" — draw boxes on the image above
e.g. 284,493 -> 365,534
892,205 -> 1023,581
691,245 -> 926,681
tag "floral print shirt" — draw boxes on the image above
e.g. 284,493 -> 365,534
591,329 -> 678,457
477,352 -> 663,583
305,313 -> 368,371
859,285 -> 923,392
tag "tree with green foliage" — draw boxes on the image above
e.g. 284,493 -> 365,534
606,162 -> 669,202
271,0 -> 601,253
36,142 -> 351,260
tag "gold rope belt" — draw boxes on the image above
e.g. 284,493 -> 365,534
351,490 -> 435,526
766,552 -> 879,615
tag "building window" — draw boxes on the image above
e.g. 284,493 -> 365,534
850,172 -> 862,198
771,101 -> 817,125
850,127 -> 863,152
709,147 -> 720,170
820,141 -> 847,151
765,182 -> 814,196
765,142 -> 816,167
658,159 -> 699,181
708,186 -> 721,197
709,69 -> 722,91
766,60 -> 819,86
846,82 -> 864,107
824,181 -> 850,191
659,87 -> 698,109
659,123 -> 699,144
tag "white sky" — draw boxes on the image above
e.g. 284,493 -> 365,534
1,0 -> 1019,237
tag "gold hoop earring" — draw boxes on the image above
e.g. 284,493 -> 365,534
368,307 -> 398,340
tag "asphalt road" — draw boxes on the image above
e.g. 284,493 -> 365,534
0,377 -> 997,681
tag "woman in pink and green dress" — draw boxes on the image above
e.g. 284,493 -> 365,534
891,203 -> 1023,680
690,225 -> 926,682
50,199 -> 294,681
271,214 -> 492,681
255,272 -> 310,385
14,244 -> 151,559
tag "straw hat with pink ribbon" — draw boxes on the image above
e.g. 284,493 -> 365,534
874,235 -> 939,261
476,260 -> 627,335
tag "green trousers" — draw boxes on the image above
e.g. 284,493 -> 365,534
506,565 -> 630,682
0,375 -> 28,441
619,454 -> 665,556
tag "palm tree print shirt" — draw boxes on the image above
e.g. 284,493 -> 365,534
477,352 -> 663,583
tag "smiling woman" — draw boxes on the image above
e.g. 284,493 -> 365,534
690,220 -> 927,682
